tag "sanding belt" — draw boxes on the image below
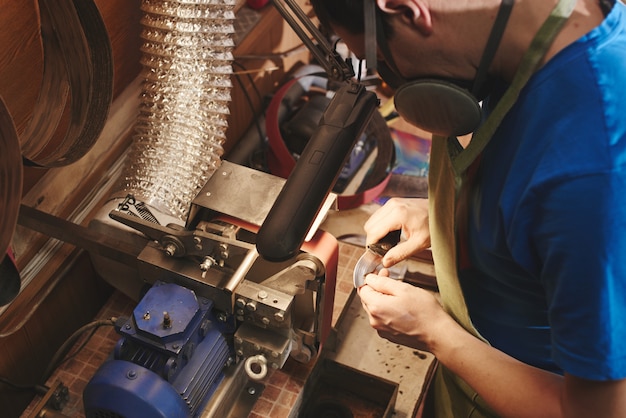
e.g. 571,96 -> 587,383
265,75 -> 396,211
1,0 -> 113,304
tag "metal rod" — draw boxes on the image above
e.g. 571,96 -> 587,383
271,0 -> 354,81
18,204 -> 141,267
224,247 -> 258,293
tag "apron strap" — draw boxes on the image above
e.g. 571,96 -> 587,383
427,0 -> 577,415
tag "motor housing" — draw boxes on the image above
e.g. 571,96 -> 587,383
83,281 -> 233,418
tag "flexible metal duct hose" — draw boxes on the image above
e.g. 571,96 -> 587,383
114,0 -> 236,220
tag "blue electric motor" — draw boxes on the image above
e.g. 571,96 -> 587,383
83,281 -> 234,418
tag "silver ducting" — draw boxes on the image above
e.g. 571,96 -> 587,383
113,0 -> 236,220
89,0 -> 236,299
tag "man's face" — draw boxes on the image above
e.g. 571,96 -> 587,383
331,20 -> 445,86
332,25 -> 368,63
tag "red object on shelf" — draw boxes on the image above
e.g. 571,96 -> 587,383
247,0 -> 269,10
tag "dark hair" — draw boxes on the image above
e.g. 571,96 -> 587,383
310,0 -> 393,37
310,0 -> 365,34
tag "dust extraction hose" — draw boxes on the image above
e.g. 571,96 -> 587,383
112,0 -> 236,221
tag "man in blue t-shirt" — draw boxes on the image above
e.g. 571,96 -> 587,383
311,0 -> 626,416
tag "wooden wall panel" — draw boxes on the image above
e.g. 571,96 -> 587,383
0,0 -> 42,134
225,0 -> 312,156
0,0 -> 142,133
0,1 -> 141,416
0,1 -> 309,416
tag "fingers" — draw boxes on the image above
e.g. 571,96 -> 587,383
358,275 -> 393,321
363,198 -> 430,263
361,273 -> 404,295
363,198 -> 412,243
383,236 -> 429,267
358,273 -> 445,352
364,213 -> 404,247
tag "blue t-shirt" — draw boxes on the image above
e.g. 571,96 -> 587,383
459,1 -> 626,380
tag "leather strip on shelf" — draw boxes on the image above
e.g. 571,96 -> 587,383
20,0 -> 113,167
0,94 -> 22,305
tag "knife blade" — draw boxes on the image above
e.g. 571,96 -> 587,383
353,230 -> 401,288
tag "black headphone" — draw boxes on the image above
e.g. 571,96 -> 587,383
364,0 -> 515,137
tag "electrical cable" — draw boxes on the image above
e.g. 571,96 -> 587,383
232,61 -> 264,106
0,376 -> 48,395
233,44 -> 308,61
55,322 -> 104,368
41,318 -> 116,384
231,60 -> 270,168
0,317 -> 117,413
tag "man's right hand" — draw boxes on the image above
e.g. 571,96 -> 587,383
364,197 -> 430,267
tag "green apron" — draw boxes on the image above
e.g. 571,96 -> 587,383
427,0 -> 576,416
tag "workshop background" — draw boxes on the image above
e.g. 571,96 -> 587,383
0,0 -> 435,417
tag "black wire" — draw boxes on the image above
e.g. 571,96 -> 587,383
231,60 -> 269,167
0,318 -> 115,401
41,318 -> 116,384
56,324 -> 101,368
0,376 -> 48,395
233,44 -> 308,62
232,61 -> 264,105
231,62 -> 264,138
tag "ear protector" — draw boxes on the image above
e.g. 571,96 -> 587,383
394,79 -> 484,137
364,0 -> 515,137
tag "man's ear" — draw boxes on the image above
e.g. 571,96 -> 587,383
375,0 -> 433,35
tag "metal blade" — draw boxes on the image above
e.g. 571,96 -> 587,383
353,250 -> 383,288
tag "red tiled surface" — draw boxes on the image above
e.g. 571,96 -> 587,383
22,241 -> 358,417
249,360 -> 312,418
